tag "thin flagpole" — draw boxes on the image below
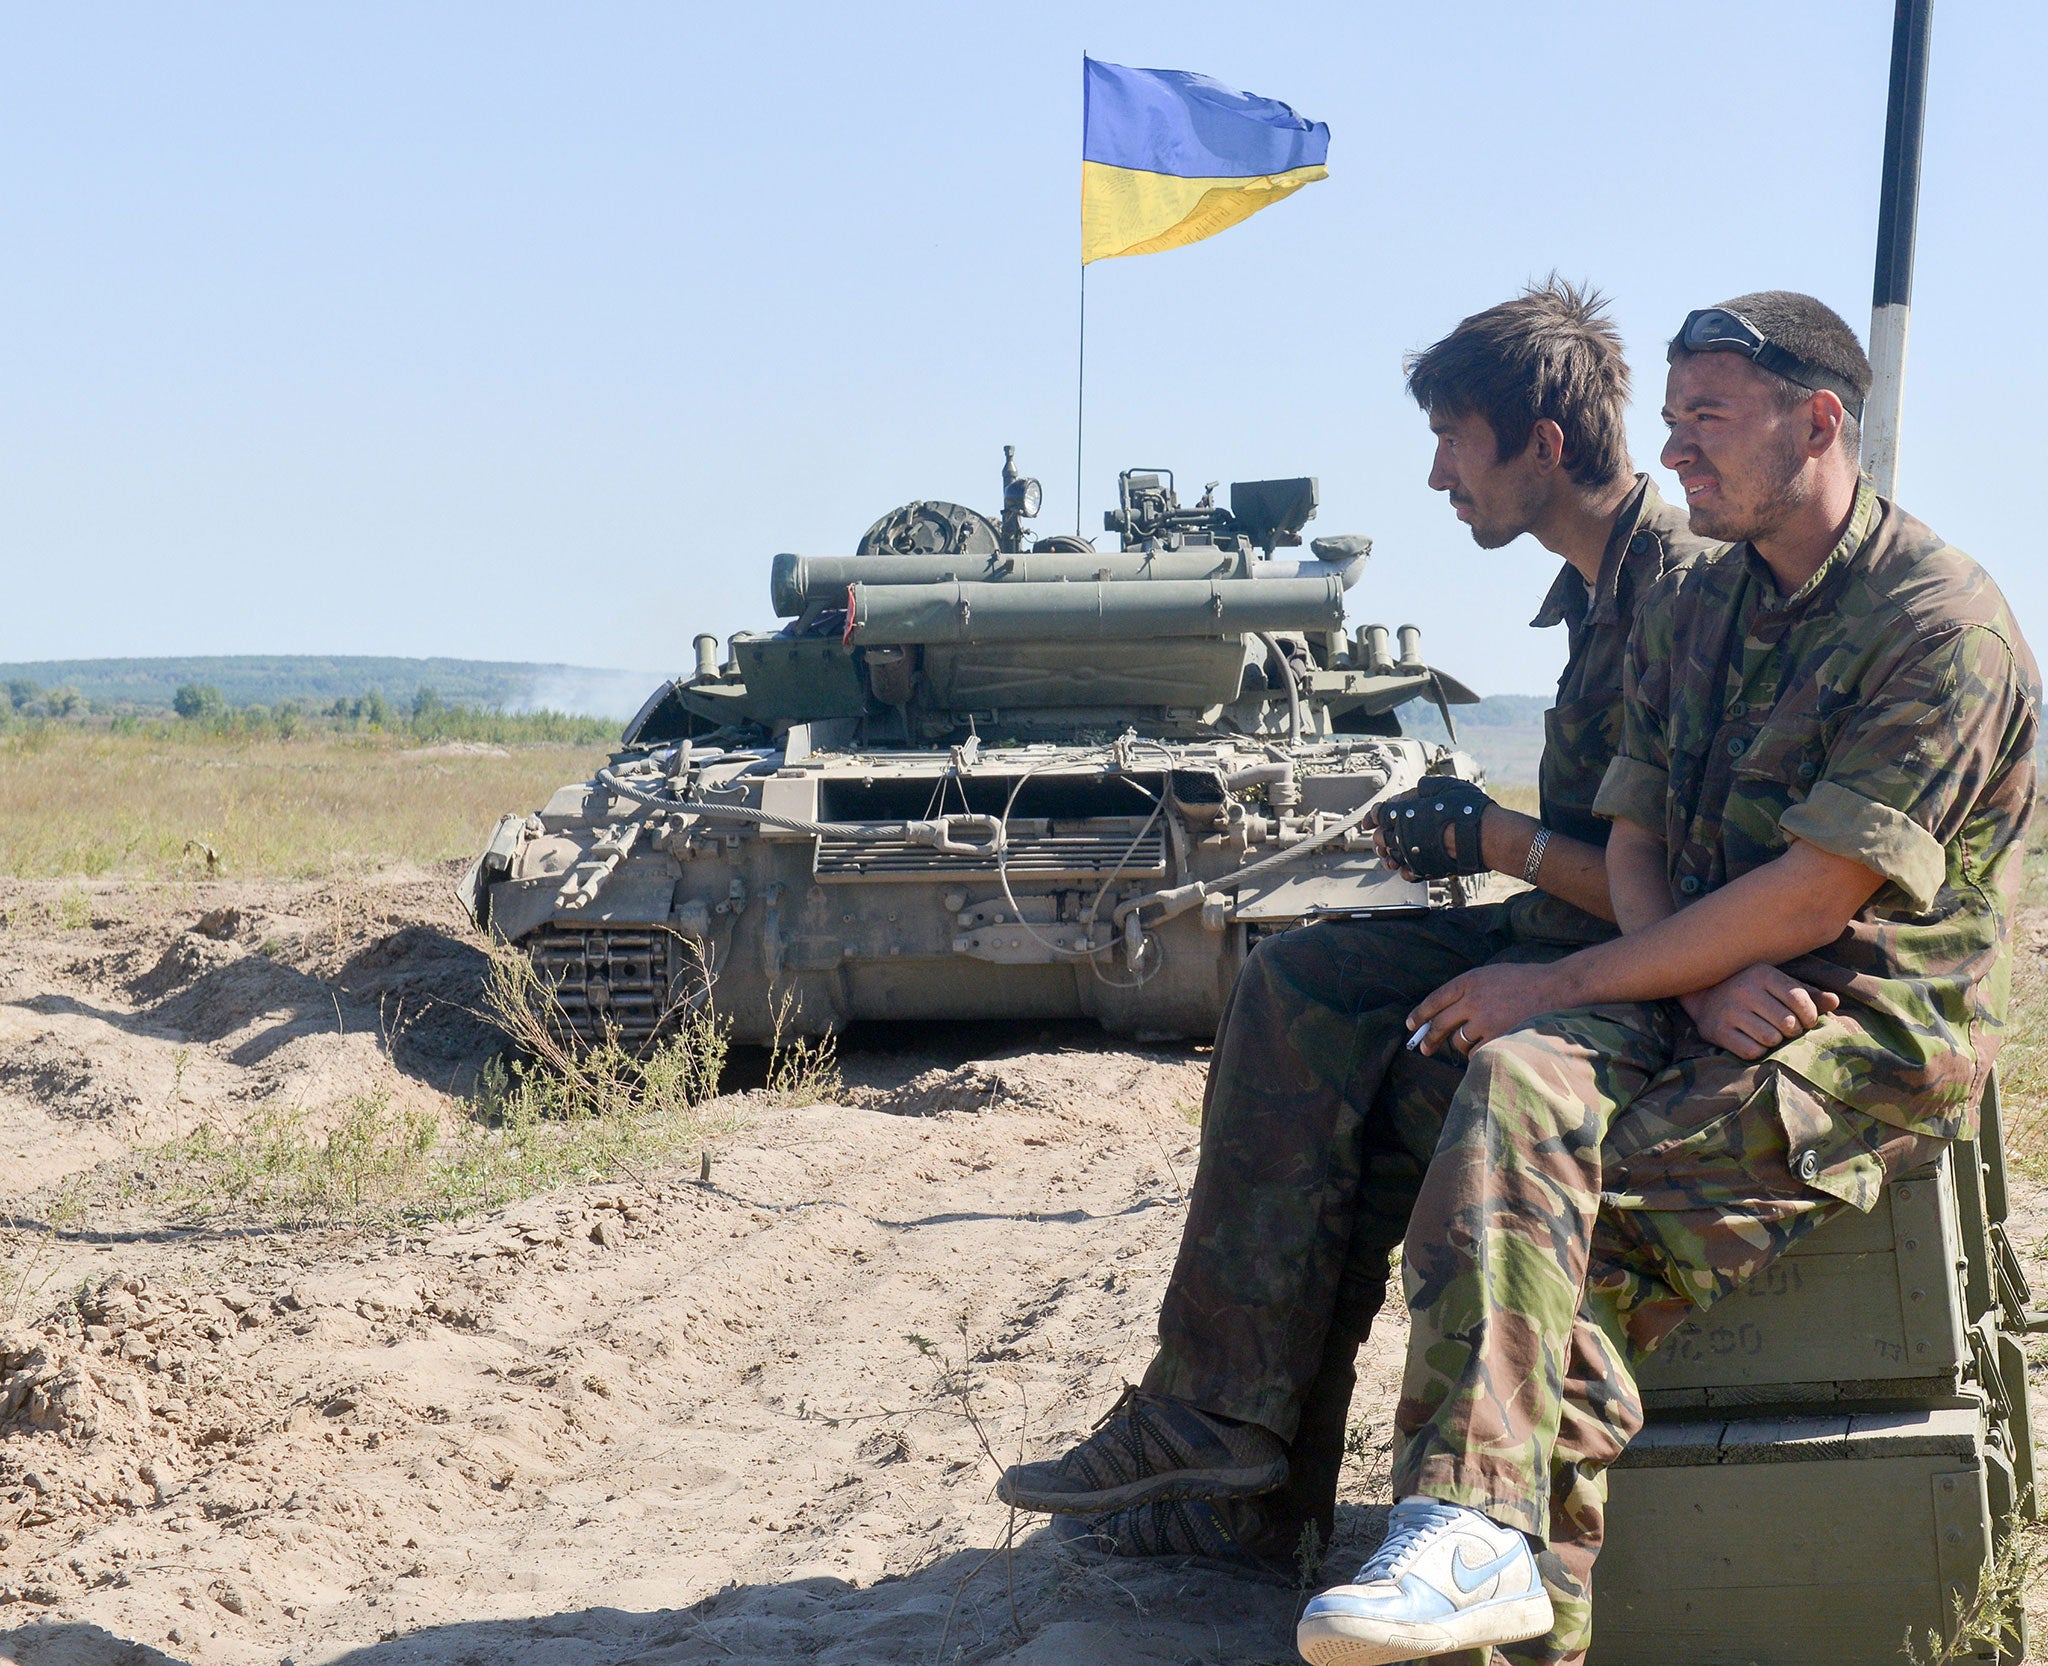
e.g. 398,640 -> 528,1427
1075,261 -> 1087,535
1866,0 -> 1931,499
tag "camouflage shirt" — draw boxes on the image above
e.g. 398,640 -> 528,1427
1596,481 -> 2040,1138
1531,476 -> 1707,848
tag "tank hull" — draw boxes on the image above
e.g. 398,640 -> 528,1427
461,736 -> 1489,1044
461,455 -> 1493,1046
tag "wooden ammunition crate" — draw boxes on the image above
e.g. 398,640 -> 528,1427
1637,1150 -> 1972,1410
1603,1082 -> 2038,1662
1633,1094 -> 2038,1520
1593,1405 -> 2010,1665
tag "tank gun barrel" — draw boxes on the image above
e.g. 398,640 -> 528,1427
843,575 -> 1346,645
775,549 -> 1242,614
773,549 -> 1364,616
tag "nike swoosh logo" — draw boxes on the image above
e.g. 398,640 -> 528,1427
1450,1542 -> 1522,1594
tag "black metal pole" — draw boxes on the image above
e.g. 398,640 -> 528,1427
1867,0 -> 1933,497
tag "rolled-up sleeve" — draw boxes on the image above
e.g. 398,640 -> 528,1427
1780,782 -> 1946,909
1780,626 -> 2019,911
1593,754 -> 1668,830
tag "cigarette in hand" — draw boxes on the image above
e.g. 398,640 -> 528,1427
1405,1024 -> 1431,1052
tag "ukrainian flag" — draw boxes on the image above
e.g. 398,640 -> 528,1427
1082,58 -> 1329,265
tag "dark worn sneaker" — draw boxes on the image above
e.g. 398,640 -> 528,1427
996,1386 -> 1287,1514
1050,1497 -> 1294,1584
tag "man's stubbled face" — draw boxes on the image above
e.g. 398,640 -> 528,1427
1425,408 -> 1550,550
1660,352 -> 1815,547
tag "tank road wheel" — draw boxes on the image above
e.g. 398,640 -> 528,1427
521,927 -> 688,1051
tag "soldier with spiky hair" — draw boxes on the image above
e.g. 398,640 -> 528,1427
1293,291 -> 2039,1666
996,281 -> 1715,1639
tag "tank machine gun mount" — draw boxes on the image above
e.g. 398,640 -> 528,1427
461,451 -> 1489,1045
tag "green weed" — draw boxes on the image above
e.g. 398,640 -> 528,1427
479,940 -> 732,1119
1293,1518 -> 1326,1603
1900,1496 -> 2043,1664
44,1178 -> 89,1235
140,1061 -> 740,1230
763,988 -> 843,1108
148,1095 -> 438,1221
766,1030 -> 842,1108
0,1218 -> 61,1326
128,944 -> 741,1229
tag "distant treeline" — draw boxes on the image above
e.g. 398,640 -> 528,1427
0,655 -> 659,717
4,677 -> 618,747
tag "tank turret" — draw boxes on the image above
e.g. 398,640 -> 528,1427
461,450 -> 1489,1045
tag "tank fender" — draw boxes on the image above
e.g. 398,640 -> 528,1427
456,812 -> 528,929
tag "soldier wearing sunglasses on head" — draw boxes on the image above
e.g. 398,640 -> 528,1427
995,281 -> 1713,1632
1293,290 -> 2038,1666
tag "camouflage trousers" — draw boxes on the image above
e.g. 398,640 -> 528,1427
1392,999 -> 1944,1666
1142,898 -> 1608,1564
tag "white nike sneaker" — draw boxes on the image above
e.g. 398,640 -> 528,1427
1296,1498 -> 1552,1664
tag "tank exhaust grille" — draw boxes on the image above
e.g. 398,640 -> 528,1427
815,819 -> 1167,883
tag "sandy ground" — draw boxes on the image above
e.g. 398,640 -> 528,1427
0,871 -> 2040,1665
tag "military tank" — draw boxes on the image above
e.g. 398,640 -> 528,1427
458,450 -> 1489,1045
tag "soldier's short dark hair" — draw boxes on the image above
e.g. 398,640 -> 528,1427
1670,290 -> 1871,458
1404,277 -> 1632,489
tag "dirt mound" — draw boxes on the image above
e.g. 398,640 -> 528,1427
138,954 -> 343,1047
857,1048 -> 1206,1122
864,1059 -> 1051,1118
331,925 -> 496,1069
124,934 -> 243,1004
108,895 -> 498,1087
0,872 -> 499,1196
0,1038 -> 130,1124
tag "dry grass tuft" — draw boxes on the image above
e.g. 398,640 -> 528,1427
0,1215 -> 63,1326
109,944 -> 743,1230
137,1071 -> 743,1230
147,1095 -> 441,1221
2000,938 -> 2048,1179
762,988 -> 843,1108
478,939 -> 734,1126
0,727 -> 608,880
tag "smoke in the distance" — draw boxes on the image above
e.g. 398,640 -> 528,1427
512,668 -> 669,721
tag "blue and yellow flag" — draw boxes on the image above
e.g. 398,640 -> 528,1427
1081,58 -> 1329,265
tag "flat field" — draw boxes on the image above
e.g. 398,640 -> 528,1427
0,734 -> 2043,1665
0,729 -> 610,881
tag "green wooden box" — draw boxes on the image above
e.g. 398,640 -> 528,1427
1633,1107 -> 2037,1522
1593,1405 -> 2009,1665
1637,1150 -> 1971,1411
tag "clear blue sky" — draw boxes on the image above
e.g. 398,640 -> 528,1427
6,1 -> 2042,696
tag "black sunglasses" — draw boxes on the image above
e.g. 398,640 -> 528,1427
1677,308 -> 1866,421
